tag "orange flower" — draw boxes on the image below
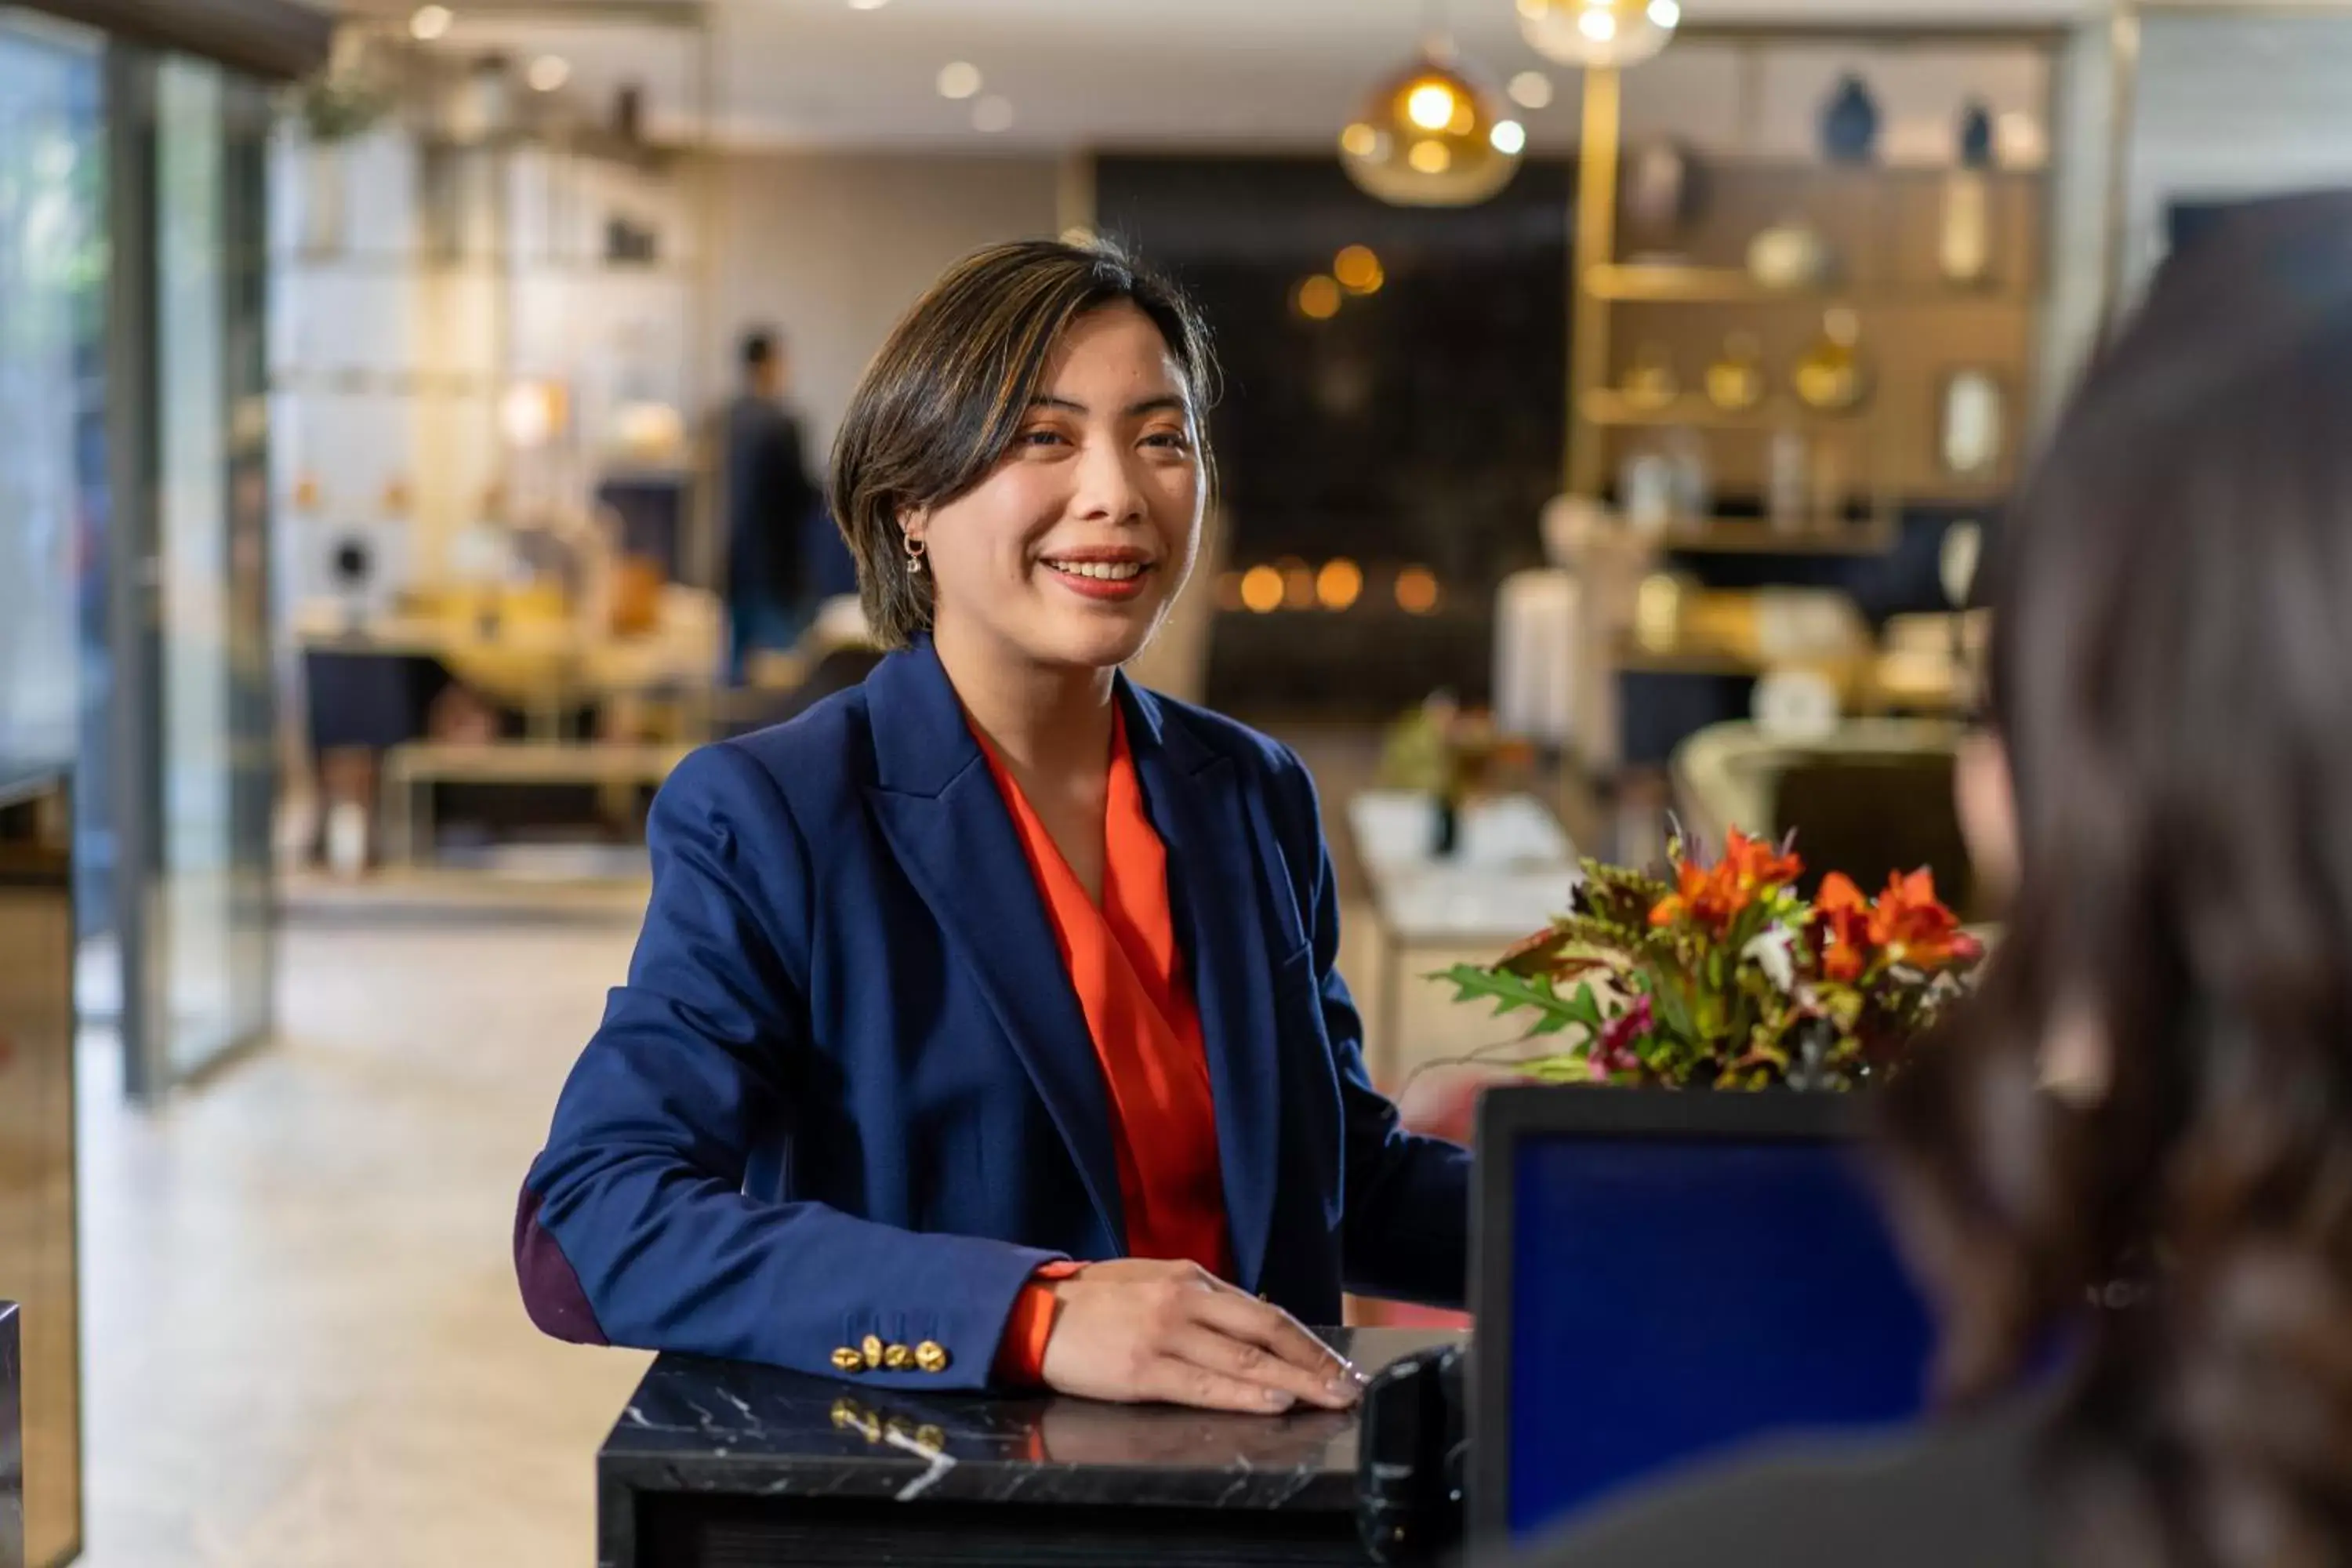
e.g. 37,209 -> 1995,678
1650,829 -> 1806,931
1866,868 -> 1980,971
1815,872 -> 1872,982
1722,829 -> 1805,898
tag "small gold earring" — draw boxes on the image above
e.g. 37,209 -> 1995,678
903,532 -> 927,575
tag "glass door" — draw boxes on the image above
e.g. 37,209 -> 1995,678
111,47 -> 277,1095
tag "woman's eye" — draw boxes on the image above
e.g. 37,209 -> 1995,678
1142,430 -> 1193,452
1018,428 -> 1068,448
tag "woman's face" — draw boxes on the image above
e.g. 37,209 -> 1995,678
909,302 -> 1204,674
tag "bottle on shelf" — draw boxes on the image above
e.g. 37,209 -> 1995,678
1793,307 -> 1869,414
1704,332 -> 1766,413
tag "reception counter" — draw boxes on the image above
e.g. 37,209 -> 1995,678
599,1327 -> 1459,1568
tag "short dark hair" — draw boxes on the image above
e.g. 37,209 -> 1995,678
827,237 -> 1217,650
740,329 -> 779,371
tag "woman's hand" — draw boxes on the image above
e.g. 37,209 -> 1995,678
1037,1260 -> 1366,1414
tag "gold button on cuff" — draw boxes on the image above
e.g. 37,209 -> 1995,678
861,1334 -> 885,1370
829,1347 -> 866,1374
914,1341 -> 950,1374
883,1344 -> 914,1371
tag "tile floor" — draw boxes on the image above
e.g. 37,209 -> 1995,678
76,912 -> 653,1567
70,735 -> 1578,1565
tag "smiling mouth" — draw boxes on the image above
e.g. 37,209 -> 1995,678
1043,559 -> 1152,583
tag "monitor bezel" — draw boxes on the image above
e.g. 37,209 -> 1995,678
1467,1084 -> 1874,1546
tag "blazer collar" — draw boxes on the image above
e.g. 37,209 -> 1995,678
862,637 -> 1214,791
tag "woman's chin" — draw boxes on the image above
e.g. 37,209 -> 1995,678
1029,601 -> 1165,672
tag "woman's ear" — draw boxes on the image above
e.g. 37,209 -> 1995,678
1955,729 -> 2020,911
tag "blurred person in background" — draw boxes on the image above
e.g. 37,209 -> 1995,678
1526,189 -> 2352,1568
517,239 -> 1468,1412
720,326 -> 822,682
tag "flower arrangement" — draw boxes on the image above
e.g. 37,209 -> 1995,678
1439,829 -> 1984,1091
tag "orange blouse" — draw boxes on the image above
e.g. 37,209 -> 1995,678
975,708 -> 1232,1385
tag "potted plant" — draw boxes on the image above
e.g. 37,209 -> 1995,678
1436,828 -> 1983,1091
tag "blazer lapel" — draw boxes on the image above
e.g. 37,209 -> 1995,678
1121,680 -> 1281,1295
862,642 -> 1127,1251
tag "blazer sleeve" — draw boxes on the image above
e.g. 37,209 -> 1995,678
513,742 -> 1065,1388
1281,754 -> 1472,1308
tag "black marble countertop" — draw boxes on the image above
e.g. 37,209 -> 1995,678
599,1326 -> 1462,1515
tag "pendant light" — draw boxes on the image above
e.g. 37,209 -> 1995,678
1519,0 -> 1679,71
1340,1 -> 1521,209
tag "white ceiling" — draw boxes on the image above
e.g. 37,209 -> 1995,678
390,0 -> 2092,154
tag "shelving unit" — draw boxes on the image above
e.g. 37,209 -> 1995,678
1565,79 -> 2053,516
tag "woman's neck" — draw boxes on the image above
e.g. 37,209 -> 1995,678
933,616 -> 1116,780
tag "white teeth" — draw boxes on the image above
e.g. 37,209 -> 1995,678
1047,561 -> 1145,582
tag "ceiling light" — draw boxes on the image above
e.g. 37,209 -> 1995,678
1294,275 -> 1343,321
937,61 -> 982,100
1339,49 -> 1522,209
1396,567 -> 1441,615
848,0 -> 890,9
971,95 -> 1015,133
1520,0 -> 1677,68
1490,119 -> 1527,155
527,54 -> 571,92
409,4 -> 453,41
1240,566 -> 1285,613
1508,71 -> 1554,110
1406,82 -> 1457,132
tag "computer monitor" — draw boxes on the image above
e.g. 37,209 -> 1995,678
1468,1086 -> 1938,1547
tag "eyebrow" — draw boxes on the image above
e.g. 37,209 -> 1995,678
1029,394 -> 1190,418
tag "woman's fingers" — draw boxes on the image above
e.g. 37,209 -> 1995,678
1165,1320 -> 1357,1410
1138,1355 -> 1302,1414
1189,1289 -> 1361,1395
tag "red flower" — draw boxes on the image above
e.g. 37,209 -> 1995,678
1866,869 -> 1979,971
1815,872 -> 1872,983
1650,829 -> 1805,931
1588,993 -> 1654,1081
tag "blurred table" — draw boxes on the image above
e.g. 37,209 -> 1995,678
597,1328 -> 1461,1567
1345,792 -> 1580,1076
381,741 -> 692,866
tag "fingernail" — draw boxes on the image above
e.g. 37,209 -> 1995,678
1325,1379 -> 1360,1404
1264,1389 -> 1295,1410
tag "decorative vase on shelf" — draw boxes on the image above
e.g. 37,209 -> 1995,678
1766,428 -> 1809,535
1747,216 -> 1830,292
1793,307 -> 1870,414
1939,169 -> 1992,287
1621,341 -> 1681,412
1820,74 -> 1882,165
1940,99 -> 1998,288
1958,100 -> 1996,169
1704,332 -> 1766,412
1940,369 -> 2006,477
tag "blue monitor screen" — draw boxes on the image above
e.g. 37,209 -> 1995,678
1505,1134 -> 1938,1542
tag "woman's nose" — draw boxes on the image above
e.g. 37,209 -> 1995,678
1070,436 -> 1148,522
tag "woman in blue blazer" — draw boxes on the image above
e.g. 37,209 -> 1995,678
516,239 -> 1468,1413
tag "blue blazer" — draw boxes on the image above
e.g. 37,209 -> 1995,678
515,639 -> 1468,1392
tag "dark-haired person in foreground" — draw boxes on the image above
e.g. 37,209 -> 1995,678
516,240 -> 1468,1410
1524,191 -> 2352,1568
